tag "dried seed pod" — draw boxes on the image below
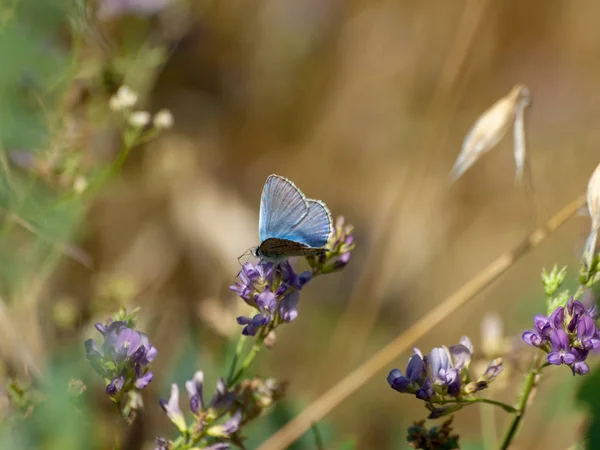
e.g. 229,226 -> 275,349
449,84 -> 531,183
583,163 -> 600,268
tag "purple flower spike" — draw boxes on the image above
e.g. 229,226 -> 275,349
523,300 -> 599,376
231,259 -> 316,335
85,316 -> 157,399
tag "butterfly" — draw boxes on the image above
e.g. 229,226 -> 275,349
250,174 -> 333,262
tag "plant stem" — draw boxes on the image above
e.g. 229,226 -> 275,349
310,422 -> 325,450
480,399 -> 497,450
226,335 -> 248,385
499,356 -> 544,450
229,334 -> 266,386
439,397 -> 517,414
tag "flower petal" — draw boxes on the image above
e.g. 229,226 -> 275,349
159,384 -> 187,432
449,344 -> 472,370
135,371 -> 153,389
547,352 -> 563,365
429,348 -> 450,382
549,329 -> 570,352
106,375 -> 125,396
405,354 -> 426,383
549,307 -> 565,329
185,371 -> 204,413
522,331 -> 542,347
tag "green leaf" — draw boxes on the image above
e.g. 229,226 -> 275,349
576,362 -> 600,448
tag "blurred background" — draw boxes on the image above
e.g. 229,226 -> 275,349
1,0 -> 600,448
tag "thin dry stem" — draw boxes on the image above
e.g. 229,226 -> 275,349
256,193 -> 586,450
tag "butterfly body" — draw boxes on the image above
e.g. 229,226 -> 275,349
253,238 -> 327,262
254,175 -> 332,262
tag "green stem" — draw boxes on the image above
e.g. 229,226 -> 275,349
229,334 -> 266,386
311,422 -> 325,450
437,397 -> 517,414
480,399 -> 497,450
226,335 -> 248,385
461,397 -> 518,414
499,356 -> 545,450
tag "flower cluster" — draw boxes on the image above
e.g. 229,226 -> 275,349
84,318 -> 156,401
157,372 -> 243,450
387,337 -> 503,418
230,261 -> 311,336
307,216 -> 355,274
522,297 -> 599,375
109,85 -> 173,131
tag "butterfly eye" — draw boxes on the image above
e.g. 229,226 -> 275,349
250,247 -> 260,258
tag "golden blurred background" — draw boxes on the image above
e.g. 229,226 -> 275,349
5,0 -> 600,448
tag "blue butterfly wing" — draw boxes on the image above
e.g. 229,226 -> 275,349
259,175 -> 308,243
259,175 -> 332,248
283,200 -> 332,248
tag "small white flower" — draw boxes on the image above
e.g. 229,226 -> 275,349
153,109 -> 174,130
128,111 -> 151,128
73,176 -> 88,194
109,86 -> 139,111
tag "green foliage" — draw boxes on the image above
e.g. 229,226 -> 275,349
577,362 -> 600,449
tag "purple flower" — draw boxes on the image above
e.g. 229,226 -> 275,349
185,371 -> 205,414
307,216 -> 355,274
522,298 -> 599,375
548,329 -> 578,365
159,384 -> 187,432
522,331 -> 543,348
578,315 -> 600,350
231,261 -> 313,336
416,378 -> 435,401
388,351 -> 426,393
388,336 -> 498,406
279,291 -> 299,323
106,376 -> 125,396
135,371 -> 153,389
85,319 -> 156,398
